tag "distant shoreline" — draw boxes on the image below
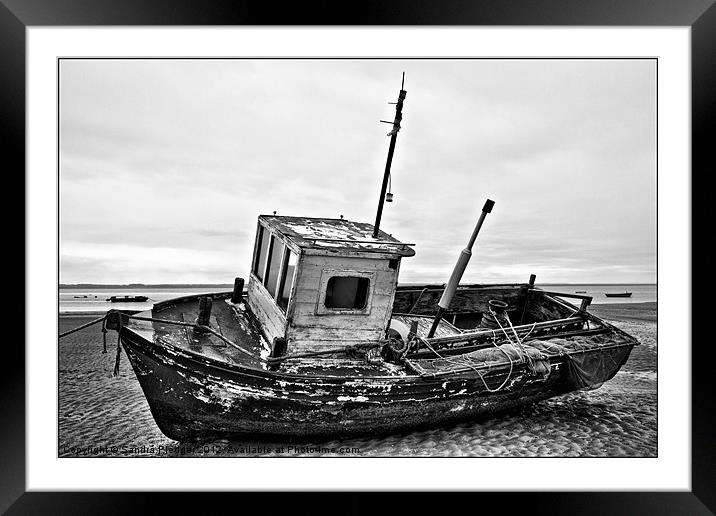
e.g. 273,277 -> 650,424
60,301 -> 657,320
588,302 -> 657,323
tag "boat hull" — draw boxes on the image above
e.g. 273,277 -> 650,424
120,327 -> 633,442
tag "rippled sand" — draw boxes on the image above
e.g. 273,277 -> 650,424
58,305 -> 656,458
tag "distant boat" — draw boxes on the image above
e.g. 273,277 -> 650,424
605,292 -> 632,298
107,295 -> 149,303
575,290 -> 587,294
73,295 -> 90,298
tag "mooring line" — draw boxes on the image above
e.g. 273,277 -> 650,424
58,311 -> 256,360
58,315 -> 107,338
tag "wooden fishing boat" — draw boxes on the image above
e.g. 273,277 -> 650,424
100,77 -> 638,442
106,213 -> 638,441
107,295 -> 149,303
604,292 -> 632,298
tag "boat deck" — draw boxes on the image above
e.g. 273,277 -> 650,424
125,294 -> 270,369
122,290 -> 634,381
123,293 -> 428,377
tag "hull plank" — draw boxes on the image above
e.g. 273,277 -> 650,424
123,336 -> 576,440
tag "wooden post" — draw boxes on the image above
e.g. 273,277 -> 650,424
579,297 -> 592,312
196,296 -> 213,327
408,319 -> 420,352
518,273 -> 537,325
270,337 -> 288,358
268,337 -> 288,371
231,277 -> 244,304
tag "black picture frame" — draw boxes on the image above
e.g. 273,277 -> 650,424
7,0 -> 710,513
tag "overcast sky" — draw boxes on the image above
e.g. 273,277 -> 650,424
59,59 -> 655,285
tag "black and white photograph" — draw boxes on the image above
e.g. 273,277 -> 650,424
58,58 -> 657,458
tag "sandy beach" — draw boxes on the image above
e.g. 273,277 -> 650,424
58,302 -> 656,457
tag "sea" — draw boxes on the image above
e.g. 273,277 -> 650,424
59,283 -> 657,314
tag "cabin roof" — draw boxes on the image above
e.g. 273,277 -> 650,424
259,215 -> 415,257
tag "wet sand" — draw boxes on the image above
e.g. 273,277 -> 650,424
58,303 -> 656,457
589,302 -> 657,323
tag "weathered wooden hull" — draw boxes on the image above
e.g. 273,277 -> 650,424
119,325 -> 634,442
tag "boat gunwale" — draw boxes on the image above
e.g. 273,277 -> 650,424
542,292 -> 640,346
121,322 -> 636,386
118,287 -> 638,384
122,323 -> 445,383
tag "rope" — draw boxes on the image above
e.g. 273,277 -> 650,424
113,314 -> 123,377
407,288 -> 428,314
491,308 -> 536,371
419,336 -> 515,393
521,322 -> 538,342
58,311 -> 256,363
59,309 -> 391,365
125,314 -> 254,359
412,306 -> 548,392
58,316 -> 107,338
101,318 -> 108,354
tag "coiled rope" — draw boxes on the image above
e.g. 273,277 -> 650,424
490,307 -> 538,372
416,307 -> 543,392
418,335 -> 516,393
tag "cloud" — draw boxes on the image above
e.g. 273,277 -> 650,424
59,59 -> 656,284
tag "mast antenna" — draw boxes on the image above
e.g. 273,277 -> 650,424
373,73 -> 407,239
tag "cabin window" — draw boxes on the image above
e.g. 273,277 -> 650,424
277,249 -> 298,311
264,236 -> 284,296
325,276 -> 370,309
253,226 -> 270,280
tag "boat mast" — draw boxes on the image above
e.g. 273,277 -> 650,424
427,199 -> 495,338
372,73 -> 407,239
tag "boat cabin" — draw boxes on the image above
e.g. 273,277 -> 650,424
246,215 -> 415,353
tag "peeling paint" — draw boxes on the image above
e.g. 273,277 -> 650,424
449,401 -> 467,412
337,395 -> 369,402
